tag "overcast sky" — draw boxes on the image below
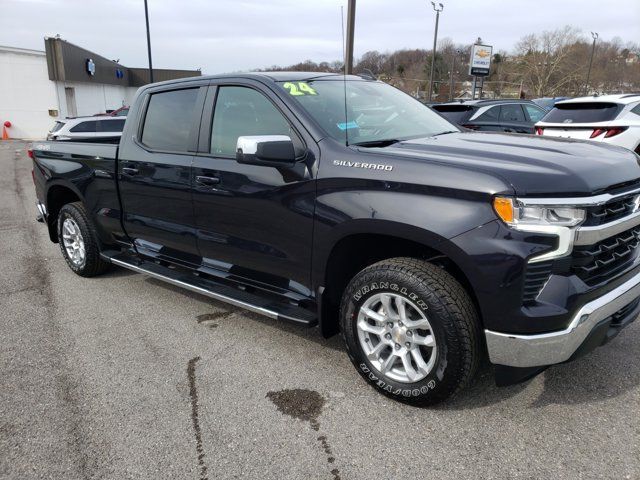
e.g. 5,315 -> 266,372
1,0 -> 639,73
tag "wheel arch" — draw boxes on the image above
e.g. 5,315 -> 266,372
317,221 -> 482,338
45,182 -> 84,243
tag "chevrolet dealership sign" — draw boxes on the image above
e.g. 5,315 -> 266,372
469,44 -> 493,76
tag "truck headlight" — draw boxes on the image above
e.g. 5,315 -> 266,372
493,197 -> 586,263
493,197 -> 585,228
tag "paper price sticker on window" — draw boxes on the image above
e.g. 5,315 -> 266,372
283,82 -> 318,96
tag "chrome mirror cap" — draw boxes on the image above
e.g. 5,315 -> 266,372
236,135 -> 292,155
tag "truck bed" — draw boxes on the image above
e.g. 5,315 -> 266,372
32,140 -> 118,159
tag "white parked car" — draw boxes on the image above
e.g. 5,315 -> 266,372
535,94 -> 640,154
47,116 -> 126,142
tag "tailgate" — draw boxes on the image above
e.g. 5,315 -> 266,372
541,128 -> 594,140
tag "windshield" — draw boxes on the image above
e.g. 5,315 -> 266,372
277,79 -> 458,145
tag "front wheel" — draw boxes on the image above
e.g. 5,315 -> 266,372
340,258 -> 481,405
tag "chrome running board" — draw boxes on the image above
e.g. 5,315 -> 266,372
102,251 -> 317,326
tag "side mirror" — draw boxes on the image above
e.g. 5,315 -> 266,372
236,135 -> 296,166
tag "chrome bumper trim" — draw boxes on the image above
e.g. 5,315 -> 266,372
36,200 -> 47,217
485,271 -> 640,367
574,210 -> 640,245
519,187 -> 640,207
36,200 -> 47,222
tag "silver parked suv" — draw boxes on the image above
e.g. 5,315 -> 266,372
47,116 -> 126,142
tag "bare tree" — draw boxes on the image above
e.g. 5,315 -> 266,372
257,25 -> 639,98
515,26 -> 584,96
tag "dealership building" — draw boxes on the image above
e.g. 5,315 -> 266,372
0,37 -> 200,139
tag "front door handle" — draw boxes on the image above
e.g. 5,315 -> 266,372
196,175 -> 220,186
122,167 -> 139,176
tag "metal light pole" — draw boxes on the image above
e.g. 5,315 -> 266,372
427,2 -> 443,102
584,31 -> 598,95
345,0 -> 356,75
449,49 -> 461,101
144,0 -> 154,83
471,37 -> 481,100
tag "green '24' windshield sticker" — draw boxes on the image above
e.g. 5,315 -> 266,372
283,82 -> 317,96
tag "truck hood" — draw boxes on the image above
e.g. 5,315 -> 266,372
381,132 -> 640,196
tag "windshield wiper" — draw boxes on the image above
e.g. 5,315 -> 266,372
433,130 -> 459,136
351,139 -> 401,148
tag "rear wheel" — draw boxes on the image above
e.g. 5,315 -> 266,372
57,202 -> 110,277
340,257 -> 481,405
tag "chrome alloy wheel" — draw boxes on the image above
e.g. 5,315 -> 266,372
356,292 -> 437,383
61,217 -> 86,267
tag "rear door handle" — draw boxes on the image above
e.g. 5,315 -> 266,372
122,167 -> 139,175
196,175 -> 220,186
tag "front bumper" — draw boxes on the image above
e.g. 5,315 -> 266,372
485,270 -> 640,367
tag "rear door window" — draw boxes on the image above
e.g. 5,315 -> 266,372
474,106 -> 500,122
97,119 -> 126,132
542,102 -> 623,123
500,104 -> 526,122
69,121 -> 97,133
141,88 -> 200,151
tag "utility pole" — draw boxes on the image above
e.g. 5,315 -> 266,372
428,2 -> 443,102
584,31 -> 598,95
345,0 -> 356,75
449,49 -> 461,101
471,37 -> 481,100
144,0 -> 154,83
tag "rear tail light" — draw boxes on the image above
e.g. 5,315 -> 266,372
604,127 -> 627,138
27,148 -> 34,159
589,127 -> 628,139
535,127 -> 544,135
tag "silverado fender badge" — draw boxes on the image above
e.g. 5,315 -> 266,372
333,160 -> 393,171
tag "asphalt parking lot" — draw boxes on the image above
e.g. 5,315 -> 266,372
1,140 -> 639,480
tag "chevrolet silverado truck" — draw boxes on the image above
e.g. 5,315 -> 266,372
31,72 -> 640,405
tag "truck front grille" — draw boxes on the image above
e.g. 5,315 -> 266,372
571,226 -> 640,285
583,194 -> 638,226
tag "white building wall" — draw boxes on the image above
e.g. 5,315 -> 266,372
0,47 -> 59,140
0,46 -> 139,140
54,82 -> 138,118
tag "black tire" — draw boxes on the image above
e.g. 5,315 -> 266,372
340,257 -> 481,406
57,202 -> 110,277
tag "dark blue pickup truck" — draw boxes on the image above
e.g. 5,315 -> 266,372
30,72 -> 640,404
